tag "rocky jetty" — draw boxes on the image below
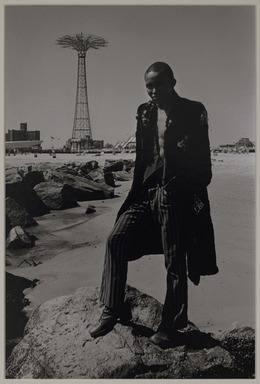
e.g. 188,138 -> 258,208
5,159 -> 134,249
6,286 -> 254,379
5,159 -> 135,213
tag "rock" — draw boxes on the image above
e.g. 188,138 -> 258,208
6,226 -> 38,249
104,160 -> 124,173
87,168 -> 105,182
6,180 -> 50,217
218,322 -> 255,378
6,272 -> 38,359
6,214 -> 12,238
47,170 -> 114,200
6,259 -> 12,266
5,167 -> 23,183
6,197 -> 38,228
104,172 -> 115,187
85,205 -> 96,214
123,159 -> 135,171
79,161 -> 99,176
22,170 -> 45,188
113,170 -> 133,182
6,286 -> 253,379
34,182 -> 79,210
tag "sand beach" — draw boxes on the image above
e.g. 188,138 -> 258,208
5,151 -> 255,336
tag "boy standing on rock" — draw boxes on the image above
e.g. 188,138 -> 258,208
90,62 -> 218,348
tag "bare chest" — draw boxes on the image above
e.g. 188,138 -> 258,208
157,108 -> 168,159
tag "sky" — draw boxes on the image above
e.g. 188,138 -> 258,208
4,4 -> 256,149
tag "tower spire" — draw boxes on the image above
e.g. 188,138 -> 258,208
56,33 -> 108,152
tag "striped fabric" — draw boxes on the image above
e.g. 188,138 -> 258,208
100,186 -> 188,332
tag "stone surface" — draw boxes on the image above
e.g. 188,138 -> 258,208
6,273 -> 38,359
104,160 -> 124,173
5,167 -> 23,183
47,170 -> 114,200
87,168 -> 105,183
6,286 -> 254,379
104,171 -> 115,187
6,214 -> 12,238
6,226 -> 38,249
6,197 -> 38,229
34,181 -> 79,210
123,159 -> 135,171
78,160 -> 99,176
22,170 -> 45,188
113,170 -> 133,181
218,322 -> 255,378
6,180 -> 50,217
85,204 -> 96,214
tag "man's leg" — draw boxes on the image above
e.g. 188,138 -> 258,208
90,199 -> 150,337
100,200 -> 151,308
149,187 -> 188,346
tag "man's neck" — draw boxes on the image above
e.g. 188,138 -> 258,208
157,91 -> 178,114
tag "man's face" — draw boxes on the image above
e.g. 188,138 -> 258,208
145,70 -> 174,108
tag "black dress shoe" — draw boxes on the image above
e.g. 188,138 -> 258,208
149,330 -> 176,349
89,304 -> 132,338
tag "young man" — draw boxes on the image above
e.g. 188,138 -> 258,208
90,62 -> 218,348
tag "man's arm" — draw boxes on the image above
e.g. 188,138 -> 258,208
167,102 -> 212,193
185,104 -> 212,189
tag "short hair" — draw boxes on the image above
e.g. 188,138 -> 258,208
145,62 -> 175,81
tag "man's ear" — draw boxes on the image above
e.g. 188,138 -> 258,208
172,78 -> 177,88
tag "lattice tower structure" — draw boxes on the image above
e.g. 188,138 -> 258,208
73,51 -> 91,146
56,33 -> 108,152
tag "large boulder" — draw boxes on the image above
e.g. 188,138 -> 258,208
34,182 -> 79,210
6,286 -> 254,379
6,214 -> 12,238
123,159 -> 135,171
218,322 -> 255,377
5,167 -> 23,183
46,170 -> 114,200
6,273 -> 38,359
78,161 -> 99,176
22,170 -> 45,189
104,172 -> 115,187
86,168 -> 105,183
104,160 -> 124,173
6,197 -> 38,228
6,180 -> 50,217
113,170 -> 133,181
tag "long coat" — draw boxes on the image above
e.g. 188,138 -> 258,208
117,94 -> 218,284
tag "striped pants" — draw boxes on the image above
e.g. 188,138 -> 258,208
100,186 -> 188,332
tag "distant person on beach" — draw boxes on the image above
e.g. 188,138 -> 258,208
90,62 -> 218,348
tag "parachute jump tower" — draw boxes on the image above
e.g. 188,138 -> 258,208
56,33 -> 108,152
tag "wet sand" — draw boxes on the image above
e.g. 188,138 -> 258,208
5,152 -> 255,336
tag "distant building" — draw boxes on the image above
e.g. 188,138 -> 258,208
64,138 -> 104,152
5,123 -> 42,151
235,137 -> 254,148
92,140 -> 104,150
114,134 -> 136,151
218,137 -> 255,153
121,134 -> 136,151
